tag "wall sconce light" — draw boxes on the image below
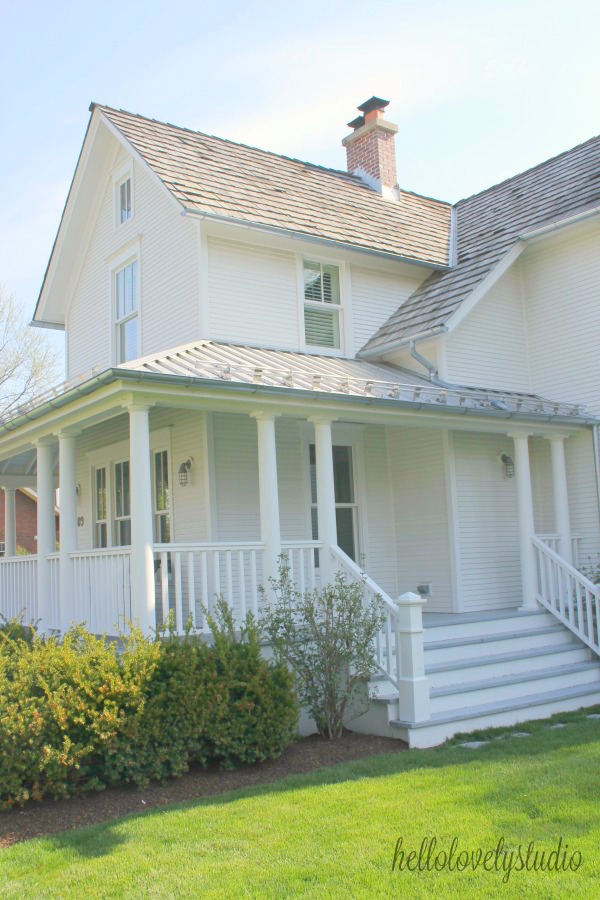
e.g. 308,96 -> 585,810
498,452 -> 515,478
75,483 -> 81,496
178,457 -> 193,487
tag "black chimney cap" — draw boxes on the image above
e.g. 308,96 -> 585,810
357,96 -> 390,115
347,115 -> 365,129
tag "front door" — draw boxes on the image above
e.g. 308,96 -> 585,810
309,443 -> 359,562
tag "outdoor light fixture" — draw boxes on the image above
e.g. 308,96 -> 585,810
499,452 -> 515,478
178,458 -> 193,487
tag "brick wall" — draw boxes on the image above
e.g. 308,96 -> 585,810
0,490 -> 60,554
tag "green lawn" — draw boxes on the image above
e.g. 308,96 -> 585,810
1,709 -> 599,899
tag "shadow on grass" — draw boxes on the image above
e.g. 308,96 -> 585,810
41,705 -> 600,860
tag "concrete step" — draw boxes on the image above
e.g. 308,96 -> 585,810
424,624 -> 571,665
389,681 -> 600,748
429,660 -> 600,713
426,642 -> 591,687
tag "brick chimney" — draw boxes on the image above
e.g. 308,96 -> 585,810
342,97 -> 399,198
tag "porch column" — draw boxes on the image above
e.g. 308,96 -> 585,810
547,435 -> 573,564
128,404 -> 156,635
251,412 -> 282,590
3,488 -> 17,557
310,416 -> 337,585
36,439 -> 56,633
58,432 -> 78,631
509,432 -> 538,610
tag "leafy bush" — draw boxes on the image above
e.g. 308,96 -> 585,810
261,560 -> 385,739
0,602 -> 297,809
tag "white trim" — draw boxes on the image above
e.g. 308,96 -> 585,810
110,242 -> 142,365
203,411 -> 218,540
442,430 -> 463,613
298,253 -> 347,356
112,160 -> 134,231
445,243 -> 525,332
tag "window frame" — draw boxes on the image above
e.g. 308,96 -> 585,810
109,241 -> 142,365
297,254 -> 348,356
113,457 -> 132,547
93,465 -> 108,548
152,447 -> 172,544
113,163 -> 134,229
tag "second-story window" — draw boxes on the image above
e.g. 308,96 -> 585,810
115,260 -> 139,363
303,260 -> 341,350
119,177 -> 132,224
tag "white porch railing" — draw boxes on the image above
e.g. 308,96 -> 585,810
533,535 -> 600,656
71,548 -> 132,635
330,544 -> 400,688
154,542 -> 265,634
536,533 -> 581,568
281,540 -> 321,593
47,552 -> 60,631
0,555 -> 38,625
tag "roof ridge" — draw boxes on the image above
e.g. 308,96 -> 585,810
92,102 -> 371,186
455,132 -> 600,207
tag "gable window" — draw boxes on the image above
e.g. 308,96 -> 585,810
115,260 -> 139,363
153,449 -> 171,543
114,460 -> 131,546
118,177 -> 132,224
303,260 -> 341,350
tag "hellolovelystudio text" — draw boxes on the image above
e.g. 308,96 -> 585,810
391,836 -> 582,883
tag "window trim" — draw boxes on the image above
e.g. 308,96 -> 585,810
113,456 -> 132,546
109,240 -> 142,365
152,446 -> 172,544
296,253 -> 348,356
86,428 -> 173,549
113,162 -> 134,229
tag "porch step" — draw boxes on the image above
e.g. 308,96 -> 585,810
424,624 -> 570,664
389,681 -> 600,748
423,608 -> 555,642
426,642 -> 590,687
430,660 -> 600,712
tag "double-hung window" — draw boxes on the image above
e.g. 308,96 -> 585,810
303,260 -> 341,350
94,467 -> 108,548
114,460 -> 131,546
115,260 -> 139,363
153,449 -> 171,543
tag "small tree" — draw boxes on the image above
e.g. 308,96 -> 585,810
261,558 -> 385,739
0,285 -> 61,420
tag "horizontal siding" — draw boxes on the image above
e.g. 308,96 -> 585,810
566,431 -> 600,567
276,418 -> 310,542
453,432 -> 521,610
530,437 -> 555,534
208,239 -> 299,349
387,427 -> 453,611
67,146 -> 198,379
523,220 -> 600,415
351,266 -> 425,354
213,413 -> 261,542
445,267 -> 531,391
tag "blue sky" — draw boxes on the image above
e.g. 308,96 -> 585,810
1,0 -> 598,367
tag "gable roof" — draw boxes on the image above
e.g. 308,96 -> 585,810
360,133 -> 600,354
95,105 -> 451,266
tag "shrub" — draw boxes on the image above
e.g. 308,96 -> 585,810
0,604 -> 297,809
261,559 -> 385,739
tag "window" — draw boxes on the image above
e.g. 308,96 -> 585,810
114,460 -> 131,546
153,449 -> 171,543
94,466 -> 108,548
118,177 -> 132,224
115,260 -> 139,363
303,260 -> 341,349
309,443 -> 358,562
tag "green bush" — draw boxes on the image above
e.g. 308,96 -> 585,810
0,602 -> 297,809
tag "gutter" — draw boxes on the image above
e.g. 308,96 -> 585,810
180,208 -> 449,271
0,367 -> 597,438
357,326 -> 449,360
520,205 -> 600,241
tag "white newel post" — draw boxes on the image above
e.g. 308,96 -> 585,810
252,412 -> 282,591
128,404 -> 156,635
510,432 -> 538,610
396,592 -> 430,723
310,416 -> 337,585
548,435 -> 573,565
58,432 -> 78,631
3,488 -> 17,558
36,440 -> 56,632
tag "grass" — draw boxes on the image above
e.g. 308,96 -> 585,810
1,708 -> 600,898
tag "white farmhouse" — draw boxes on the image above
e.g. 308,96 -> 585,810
1,97 -> 599,746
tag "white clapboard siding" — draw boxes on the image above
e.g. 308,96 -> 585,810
387,427 -> 453,611
66,148 -> 198,379
453,432 -> 521,610
445,267 -> 531,391
208,239 -> 299,348
565,430 -> 600,567
522,219 -> 600,416
212,412 -> 261,541
276,418 -> 310,542
529,436 -> 556,534
362,426 -> 398,597
351,265 -> 426,354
